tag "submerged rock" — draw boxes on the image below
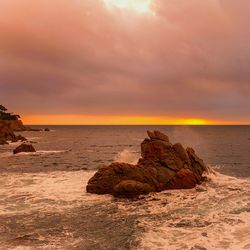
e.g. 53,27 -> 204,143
87,130 -> 208,198
13,143 -> 36,154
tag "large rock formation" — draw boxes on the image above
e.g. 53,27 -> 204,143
87,131 -> 208,198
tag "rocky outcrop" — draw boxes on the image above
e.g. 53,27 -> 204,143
0,120 -> 17,144
0,105 -> 44,133
0,120 -> 28,145
6,119 -> 26,132
13,143 -> 36,154
6,120 -> 43,132
87,130 -> 208,198
0,105 -> 44,145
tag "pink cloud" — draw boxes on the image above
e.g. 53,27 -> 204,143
0,0 -> 249,121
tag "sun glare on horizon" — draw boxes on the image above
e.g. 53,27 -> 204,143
103,0 -> 154,14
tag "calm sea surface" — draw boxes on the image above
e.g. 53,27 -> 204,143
0,126 -> 249,249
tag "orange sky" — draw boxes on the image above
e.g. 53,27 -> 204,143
22,114 -> 248,125
1,0 -> 250,125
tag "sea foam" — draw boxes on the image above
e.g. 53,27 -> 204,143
128,171 -> 250,250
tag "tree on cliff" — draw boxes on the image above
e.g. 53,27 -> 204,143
0,105 -> 20,121
0,105 -> 7,111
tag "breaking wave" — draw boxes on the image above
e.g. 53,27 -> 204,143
113,149 -> 140,165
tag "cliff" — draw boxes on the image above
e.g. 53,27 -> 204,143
0,105 -> 27,144
0,120 -> 17,144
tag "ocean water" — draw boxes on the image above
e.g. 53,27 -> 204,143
0,125 -> 249,249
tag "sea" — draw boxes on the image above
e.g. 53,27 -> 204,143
0,125 -> 249,250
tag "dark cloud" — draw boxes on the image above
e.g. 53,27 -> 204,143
0,0 -> 249,122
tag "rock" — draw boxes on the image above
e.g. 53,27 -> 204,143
86,163 -> 159,196
0,121 -> 28,145
13,143 -> 36,154
147,130 -> 170,142
114,180 -> 155,198
186,147 -> 207,182
6,119 -> 43,132
165,169 -> 197,189
6,119 -> 27,132
0,120 -> 17,144
44,128 -> 50,132
16,134 -> 27,142
0,139 -> 8,145
173,143 -> 191,164
86,131 -> 209,198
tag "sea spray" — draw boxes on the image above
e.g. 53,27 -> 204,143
113,148 -> 139,165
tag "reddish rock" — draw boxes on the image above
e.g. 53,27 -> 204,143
86,163 -> 160,196
6,120 -> 26,132
114,180 -> 155,198
16,135 -> 27,142
0,139 -> 8,145
0,120 -> 17,144
86,131 -> 208,198
147,130 -> 170,142
166,168 -> 197,189
13,143 -> 36,154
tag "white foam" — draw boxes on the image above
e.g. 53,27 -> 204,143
113,149 -> 139,165
0,170 -> 111,215
13,150 -> 67,156
25,137 -> 42,140
0,150 -> 66,158
124,171 -> 250,250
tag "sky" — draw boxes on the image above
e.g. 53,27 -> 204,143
0,0 -> 250,125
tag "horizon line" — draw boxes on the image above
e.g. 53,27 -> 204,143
25,124 -> 250,126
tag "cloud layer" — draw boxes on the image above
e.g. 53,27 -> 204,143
0,0 -> 249,122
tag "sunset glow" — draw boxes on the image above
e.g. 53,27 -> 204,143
21,115 -> 242,126
103,0 -> 154,14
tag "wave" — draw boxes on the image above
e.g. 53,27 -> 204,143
17,150 -> 67,156
123,171 -> 250,250
0,150 -> 67,158
0,170 -> 110,216
25,137 -> 42,140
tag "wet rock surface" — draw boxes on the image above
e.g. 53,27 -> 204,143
87,131 -> 208,198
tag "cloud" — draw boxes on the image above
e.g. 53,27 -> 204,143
0,0 -> 249,121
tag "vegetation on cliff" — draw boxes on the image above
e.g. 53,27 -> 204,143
0,105 -> 20,121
